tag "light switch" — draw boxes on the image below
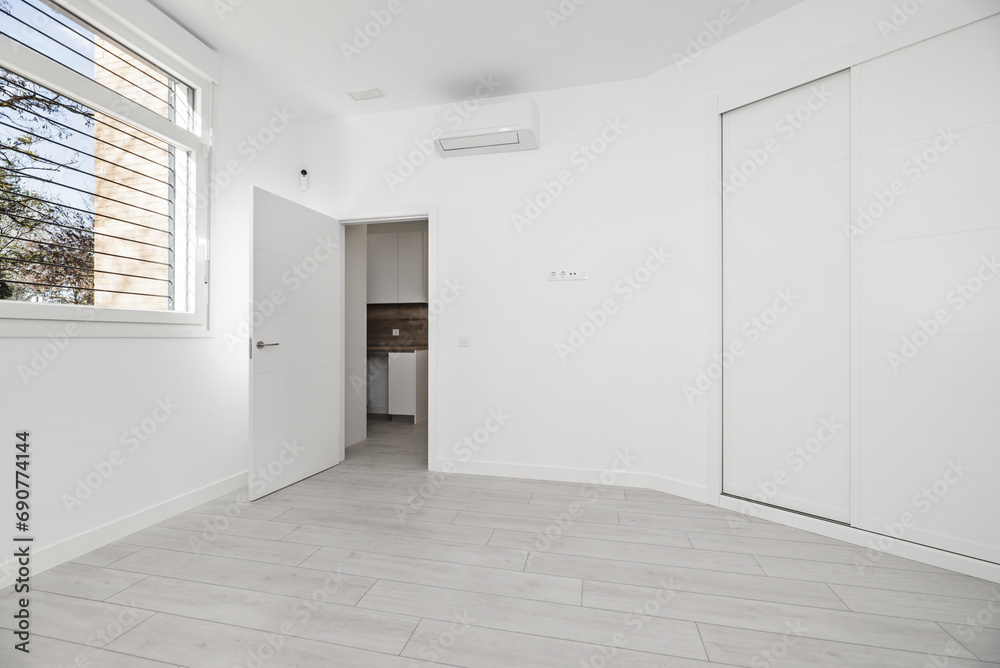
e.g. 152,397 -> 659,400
392,329 -> 400,336
458,334 -> 471,347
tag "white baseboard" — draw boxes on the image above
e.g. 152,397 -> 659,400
719,496 -> 1000,585
438,459 -> 710,504
435,458 -> 1000,584
0,473 -> 245,590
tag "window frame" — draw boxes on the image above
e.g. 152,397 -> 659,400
0,0 -> 218,335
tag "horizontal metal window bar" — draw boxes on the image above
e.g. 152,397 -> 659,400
0,277 -> 172,302
0,118 -> 175,176
18,0 -> 181,111
0,232 -> 170,267
2,75 -> 175,155
0,29 -> 172,116
3,143 -> 169,202
2,86 -> 170,157
0,191 -> 174,239
0,119 -> 174,185
0,208 -> 172,251
16,170 -> 173,220
3,255 -> 173,285
0,11 -> 173,110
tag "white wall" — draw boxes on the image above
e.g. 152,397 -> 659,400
299,0 -> 960,499
345,225 -> 368,446
0,60 -> 306,588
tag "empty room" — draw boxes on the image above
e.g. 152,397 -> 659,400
1,0 -> 999,666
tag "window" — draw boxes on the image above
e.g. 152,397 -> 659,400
0,0 -> 213,328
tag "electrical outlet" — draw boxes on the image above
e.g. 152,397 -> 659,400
548,268 -> 589,281
392,329 -> 400,336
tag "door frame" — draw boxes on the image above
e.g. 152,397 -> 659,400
339,204 -> 440,470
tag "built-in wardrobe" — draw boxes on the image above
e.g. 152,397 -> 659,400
722,12 -> 1000,567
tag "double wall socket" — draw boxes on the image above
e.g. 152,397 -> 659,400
548,269 -> 589,281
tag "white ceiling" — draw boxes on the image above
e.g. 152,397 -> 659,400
147,0 -> 806,120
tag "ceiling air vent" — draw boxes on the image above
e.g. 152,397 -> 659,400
435,100 -> 539,157
349,88 -> 385,101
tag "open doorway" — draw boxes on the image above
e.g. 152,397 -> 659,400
343,218 -> 430,467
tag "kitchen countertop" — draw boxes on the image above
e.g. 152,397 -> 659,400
367,346 -> 428,352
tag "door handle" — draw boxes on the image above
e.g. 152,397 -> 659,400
256,341 -> 280,350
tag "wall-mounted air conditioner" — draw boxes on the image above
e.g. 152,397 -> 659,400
435,100 -> 539,157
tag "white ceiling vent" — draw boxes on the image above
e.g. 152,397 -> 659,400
435,100 -> 539,157
349,88 -> 385,101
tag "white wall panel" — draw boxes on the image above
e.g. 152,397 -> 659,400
723,70 -> 852,522
857,15 -> 1000,153
854,121 -> 1000,244
725,159 -> 851,259
856,15 -> 1000,563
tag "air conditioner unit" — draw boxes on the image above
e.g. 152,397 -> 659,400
435,100 -> 539,157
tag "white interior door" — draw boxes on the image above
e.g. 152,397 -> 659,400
722,71 -> 853,523
250,188 -> 343,500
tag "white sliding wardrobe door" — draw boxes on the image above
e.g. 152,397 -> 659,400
856,15 -> 1000,564
723,71 -> 852,522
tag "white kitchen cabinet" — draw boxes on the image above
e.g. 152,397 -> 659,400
367,231 -> 427,304
367,233 -> 398,304
397,231 -> 428,303
387,350 -> 428,423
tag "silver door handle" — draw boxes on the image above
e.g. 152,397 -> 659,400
256,341 -> 279,350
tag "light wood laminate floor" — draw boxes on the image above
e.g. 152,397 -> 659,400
4,419 -> 1000,667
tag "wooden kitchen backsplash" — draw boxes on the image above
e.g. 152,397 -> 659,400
367,303 -> 429,348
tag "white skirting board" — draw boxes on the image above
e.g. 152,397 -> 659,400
718,496 -> 1000,585
0,473 -> 246,590
439,458 -> 1000,585
439,459 -> 710,505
